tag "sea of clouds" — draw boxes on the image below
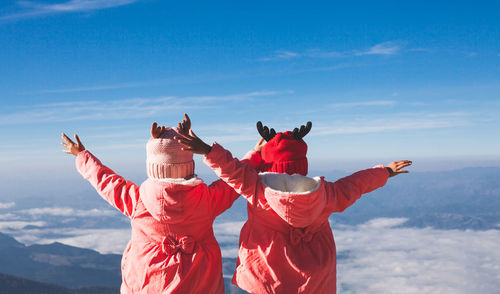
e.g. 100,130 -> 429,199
1,202 -> 500,293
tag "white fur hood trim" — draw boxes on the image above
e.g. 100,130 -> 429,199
258,172 -> 326,228
259,172 -> 321,194
149,175 -> 203,186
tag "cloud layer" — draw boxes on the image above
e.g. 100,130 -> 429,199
0,202 -> 16,209
335,218 -> 500,294
1,205 -> 499,294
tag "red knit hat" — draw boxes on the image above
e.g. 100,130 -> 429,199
260,131 -> 308,176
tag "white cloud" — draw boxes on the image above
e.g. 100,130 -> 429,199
18,0 -> 137,12
0,91 -> 285,125
356,41 -> 403,56
329,100 -> 396,108
40,228 -> 131,254
214,221 -> 244,257
312,113 -> 467,136
305,49 -> 344,58
260,41 -> 405,62
2,214 -> 500,294
0,221 -> 47,230
335,219 -> 500,294
214,221 -> 245,235
258,51 -> 300,61
0,213 -> 19,220
1,0 -> 138,20
19,207 -> 117,217
0,202 -> 16,209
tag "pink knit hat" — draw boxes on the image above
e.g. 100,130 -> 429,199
146,127 -> 194,179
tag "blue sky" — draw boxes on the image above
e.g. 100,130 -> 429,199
0,0 -> 499,190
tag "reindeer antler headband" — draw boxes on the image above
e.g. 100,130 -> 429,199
256,121 -> 312,141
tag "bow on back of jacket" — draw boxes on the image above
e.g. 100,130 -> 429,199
161,235 -> 196,255
289,227 -> 314,246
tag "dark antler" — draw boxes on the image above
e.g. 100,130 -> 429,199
256,121 -> 277,142
292,121 -> 312,140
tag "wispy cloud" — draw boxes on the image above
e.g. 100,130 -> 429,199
312,112 -> 468,136
259,41 -> 405,62
329,100 -> 396,108
35,81 -> 151,94
19,207 -> 117,217
0,90 -> 286,125
1,0 -> 138,21
257,51 -> 301,61
355,41 -> 403,56
0,202 -> 16,209
0,221 -> 47,230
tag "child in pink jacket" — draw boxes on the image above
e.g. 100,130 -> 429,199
176,118 -> 412,294
61,117 -> 261,294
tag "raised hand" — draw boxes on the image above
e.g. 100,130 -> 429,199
151,122 -> 166,139
254,138 -> 265,152
177,113 -> 191,136
385,160 -> 412,177
175,129 -> 212,155
61,133 -> 85,156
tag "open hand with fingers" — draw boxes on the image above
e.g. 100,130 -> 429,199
254,138 -> 265,152
174,115 -> 212,155
177,113 -> 191,136
61,133 -> 85,156
176,130 -> 212,155
385,160 -> 412,177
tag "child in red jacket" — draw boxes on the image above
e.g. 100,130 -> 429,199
176,115 -> 411,294
61,115 -> 261,294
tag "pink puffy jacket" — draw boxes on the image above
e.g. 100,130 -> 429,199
76,149 -> 260,294
204,143 -> 390,294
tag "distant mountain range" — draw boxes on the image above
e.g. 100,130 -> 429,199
0,232 -> 246,293
328,167 -> 500,230
0,232 -> 121,289
0,272 -> 118,294
214,167 -> 500,230
4,167 -> 499,231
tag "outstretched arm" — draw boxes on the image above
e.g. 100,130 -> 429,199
61,133 -> 140,217
174,114 -> 263,214
325,160 -> 411,212
175,116 -> 264,203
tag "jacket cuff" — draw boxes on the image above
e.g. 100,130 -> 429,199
75,150 -> 102,177
75,150 -> 91,167
204,142 -> 224,165
241,149 -> 262,170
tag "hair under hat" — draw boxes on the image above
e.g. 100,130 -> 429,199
146,127 -> 194,179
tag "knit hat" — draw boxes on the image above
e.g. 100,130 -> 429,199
146,127 -> 194,179
260,131 -> 308,176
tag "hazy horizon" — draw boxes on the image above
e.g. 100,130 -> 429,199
0,1 -> 499,293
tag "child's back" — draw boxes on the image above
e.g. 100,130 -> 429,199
204,142 -> 388,294
64,123 -> 260,293
177,120 -> 411,294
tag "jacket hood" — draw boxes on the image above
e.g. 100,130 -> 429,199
259,172 -> 326,228
139,176 -> 204,223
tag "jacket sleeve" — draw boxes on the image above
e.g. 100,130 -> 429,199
206,148 -> 263,216
75,150 -> 140,217
204,143 -> 264,206
324,166 -> 389,213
